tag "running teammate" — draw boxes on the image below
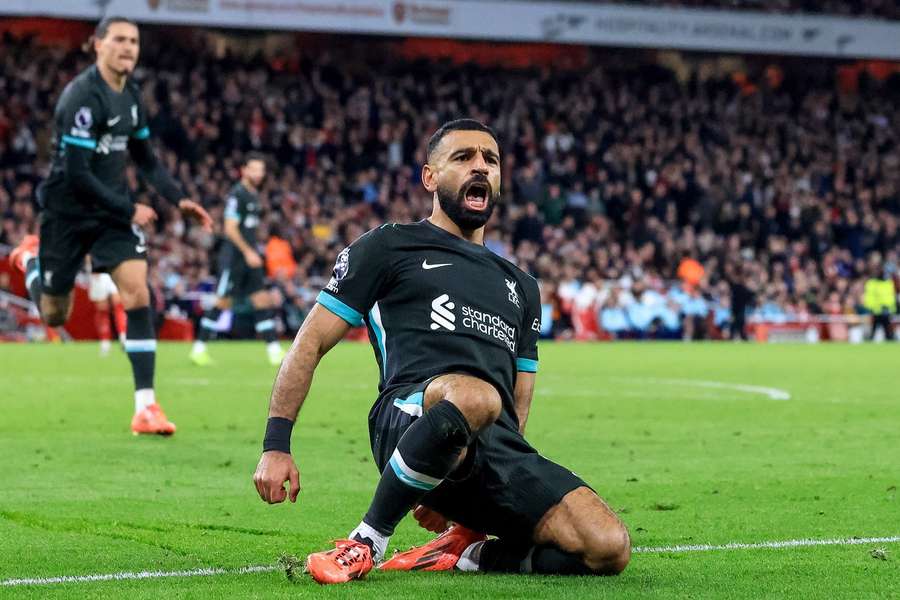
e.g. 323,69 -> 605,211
189,153 -> 284,366
9,17 -> 212,435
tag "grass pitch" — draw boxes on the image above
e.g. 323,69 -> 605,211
1,341 -> 898,598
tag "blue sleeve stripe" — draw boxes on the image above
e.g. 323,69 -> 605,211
516,358 -> 539,373
316,291 -> 363,326
61,135 -> 96,149
132,126 -> 150,139
224,209 -> 240,220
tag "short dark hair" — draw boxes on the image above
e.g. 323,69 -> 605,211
242,152 -> 267,166
426,118 -> 498,162
95,16 -> 138,40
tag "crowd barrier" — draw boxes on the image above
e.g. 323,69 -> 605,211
2,249 -> 896,344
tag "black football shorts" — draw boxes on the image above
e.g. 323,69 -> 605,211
38,212 -> 146,296
368,378 -> 589,543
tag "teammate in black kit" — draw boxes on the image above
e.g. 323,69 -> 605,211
190,153 -> 284,366
9,17 -> 212,435
252,119 -> 629,584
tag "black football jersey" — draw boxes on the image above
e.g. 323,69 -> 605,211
318,220 -> 541,424
223,183 -> 261,248
41,65 -> 149,220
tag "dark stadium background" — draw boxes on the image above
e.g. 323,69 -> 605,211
0,3 -> 898,344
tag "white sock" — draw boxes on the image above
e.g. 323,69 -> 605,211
192,340 -> 206,354
349,521 -> 390,563
135,388 -> 155,413
456,540 -> 485,572
266,341 -> 281,356
100,339 -> 111,356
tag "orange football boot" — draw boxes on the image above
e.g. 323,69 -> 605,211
9,234 -> 39,272
306,539 -> 374,584
379,524 -> 486,572
131,403 -> 177,436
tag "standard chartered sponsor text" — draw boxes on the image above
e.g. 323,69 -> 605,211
461,305 -> 516,352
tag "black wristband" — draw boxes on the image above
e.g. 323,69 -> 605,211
263,417 -> 294,454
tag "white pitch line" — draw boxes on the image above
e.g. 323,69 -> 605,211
633,535 -> 900,554
0,564 -> 277,587
3,536 -> 898,587
627,377 -> 791,400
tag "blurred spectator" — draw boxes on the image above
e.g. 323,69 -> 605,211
727,264 -> 756,341
863,264 -> 897,340
265,228 -> 298,281
676,254 -> 705,290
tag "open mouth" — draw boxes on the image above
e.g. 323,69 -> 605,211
463,181 -> 490,211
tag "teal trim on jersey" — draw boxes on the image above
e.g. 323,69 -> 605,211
132,126 -> 150,139
216,269 -> 231,297
61,135 -> 97,149
316,291 -> 363,326
392,392 -> 424,417
254,319 -> 275,332
388,456 -> 437,492
25,265 -> 40,290
516,357 -> 539,373
393,391 -> 423,407
224,209 -> 240,220
29,257 -> 40,288
369,302 -> 387,376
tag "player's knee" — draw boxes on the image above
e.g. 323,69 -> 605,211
118,286 -> 149,310
451,381 -> 502,430
581,522 -> 631,575
250,291 -> 269,309
44,309 -> 68,327
41,298 -> 70,327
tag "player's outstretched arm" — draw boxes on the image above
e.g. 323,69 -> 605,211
514,371 -> 536,435
128,137 -> 212,231
253,304 -> 352,504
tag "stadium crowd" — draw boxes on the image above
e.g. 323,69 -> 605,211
1,32 -> 898,340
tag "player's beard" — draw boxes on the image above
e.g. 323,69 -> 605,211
248,174 -> 265,189
437,176 -> 498,231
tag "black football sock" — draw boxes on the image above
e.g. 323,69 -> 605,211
527,546 -> 594,575
476,538 -> 530,572
479,539 -> 593,575
362,400 -> 472,536
253,308 -> 278,343
197,307 -> 222,342
24,257 -> 42,306
125,306 -> 156,393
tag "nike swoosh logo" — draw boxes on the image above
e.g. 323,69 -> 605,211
422,260 -> 452,270
107,116 -> 121,127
